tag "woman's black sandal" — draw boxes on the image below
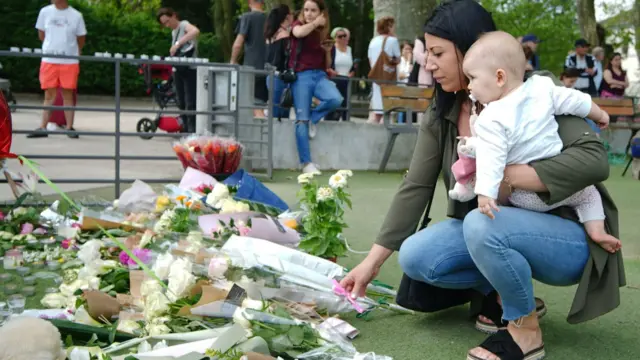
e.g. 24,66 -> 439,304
466,330 -> 545,360
475,292 -> 547,334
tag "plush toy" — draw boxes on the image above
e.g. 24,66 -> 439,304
0,317 -> 66,360
448,101 -> 479,202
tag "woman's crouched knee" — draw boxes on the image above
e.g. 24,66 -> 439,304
463,208 -> 503,253
398,234 -> 443,284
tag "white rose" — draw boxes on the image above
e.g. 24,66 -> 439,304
77,240 -> 104,265
153,340 -> 168,351
60,280 -> 84,297
328,173 -> 348,189
68,348 -> 91,360
234,202 -> 250,213
94,260 -> 118,275
138,340 -> 152,354
205,183 -> 230,208
241,298 -> 264,311
112,199 -> 120,209
152,253 -> 175,281
41,293 -> 68,309
337,170 -> 353,178
167,262 -> 196,302
88,277 -> 101,290
219,198 -> 239,214
140,279 -> 164,298
207,256 -> 230,279
316,186 -> 334,202
232,308 -> 252,329
117,320 -> 141,334
12,207 -> 27,217
77,266 -> 99,281
143,292 -> 170,320
139,230 -> 156,249
0,231 -> 13,240
154,210 -> 175,233
147,323 -> 171,336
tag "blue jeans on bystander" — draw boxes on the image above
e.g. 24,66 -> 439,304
292,69 -> 343,165
398,207 -> 590,321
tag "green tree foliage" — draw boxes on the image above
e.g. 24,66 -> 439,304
0,0 -> 222,96
481,0 -> 579,76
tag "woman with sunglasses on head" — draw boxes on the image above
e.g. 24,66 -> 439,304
289,0 -> 343,174
325,27 -> 355,121
340,1 -> 623,359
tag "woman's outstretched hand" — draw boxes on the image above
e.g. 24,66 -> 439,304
339,258 -> 380,299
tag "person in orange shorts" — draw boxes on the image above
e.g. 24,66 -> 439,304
28,0 -> 87,139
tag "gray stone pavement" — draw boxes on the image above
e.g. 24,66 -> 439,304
4,94 -> 184,201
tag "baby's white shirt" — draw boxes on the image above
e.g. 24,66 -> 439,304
474,75 -> 593,199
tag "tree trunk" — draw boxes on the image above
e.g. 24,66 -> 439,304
635,0 -> 640,65
373,0 -> 437,42
213,0 -> 235,61
576,0 -> 599,46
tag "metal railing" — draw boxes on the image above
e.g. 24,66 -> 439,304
0,49 -> 277,199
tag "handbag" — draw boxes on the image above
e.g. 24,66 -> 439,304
368,36 -> 400,82
395,122 -> 477,312
279,37 -> 302,84
277,38 -> 303,113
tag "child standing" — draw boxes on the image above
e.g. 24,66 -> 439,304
452,31 -> 620,253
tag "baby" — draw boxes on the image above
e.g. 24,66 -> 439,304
452,31 -> 621,253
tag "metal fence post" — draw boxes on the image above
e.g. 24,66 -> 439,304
114,60 -> 121,198
346,79 -> 353,121
267,71 -> 274,179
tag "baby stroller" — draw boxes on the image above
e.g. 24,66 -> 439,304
136,64 -> 182,139
0,62 -> 17,113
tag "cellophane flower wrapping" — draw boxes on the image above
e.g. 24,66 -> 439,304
172,134 -> 243,175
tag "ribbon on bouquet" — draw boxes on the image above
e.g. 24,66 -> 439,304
332,279 -> 365,313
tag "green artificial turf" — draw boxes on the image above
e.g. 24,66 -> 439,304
2,166 -> 639,359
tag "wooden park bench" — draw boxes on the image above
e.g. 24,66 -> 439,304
593,97 -> 640,176
378,86 -> 434,173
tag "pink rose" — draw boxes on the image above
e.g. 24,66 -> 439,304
61,238 -> 75,250
0,211 -> 4,221
208,256 -> 229,279
119,248 -> 152,267
20,223 -> 34,234
237,226 -> 250,237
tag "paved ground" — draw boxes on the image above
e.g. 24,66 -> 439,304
6,94 -> 185,201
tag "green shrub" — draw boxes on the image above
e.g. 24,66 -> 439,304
0,0 -> 222,96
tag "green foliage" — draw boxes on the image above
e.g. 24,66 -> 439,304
297,174 -> 351,259
0,0 -> 222,96
481,0 -> 579,76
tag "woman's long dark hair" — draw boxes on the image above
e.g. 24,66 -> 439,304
264,5 -> 290,41
606,52 -> 625,73
423,0 -> 497,120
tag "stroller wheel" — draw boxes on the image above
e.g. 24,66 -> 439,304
136,117 -> 157,140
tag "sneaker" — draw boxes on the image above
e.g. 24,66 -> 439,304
66,127 -> 79,139
302,163 -> 321,175
26,128 -> 48,138
308,123 -> 317,139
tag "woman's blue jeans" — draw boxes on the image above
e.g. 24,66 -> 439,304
398,207 -> 590,321
266,75 -> 290,120
292,70 -> 343,164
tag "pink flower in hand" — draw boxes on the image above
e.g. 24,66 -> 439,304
20,223 -> 34,234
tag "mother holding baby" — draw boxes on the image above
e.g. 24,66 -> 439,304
339,0 -> 625,359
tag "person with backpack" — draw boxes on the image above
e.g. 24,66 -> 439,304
564,39 -> 598,95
